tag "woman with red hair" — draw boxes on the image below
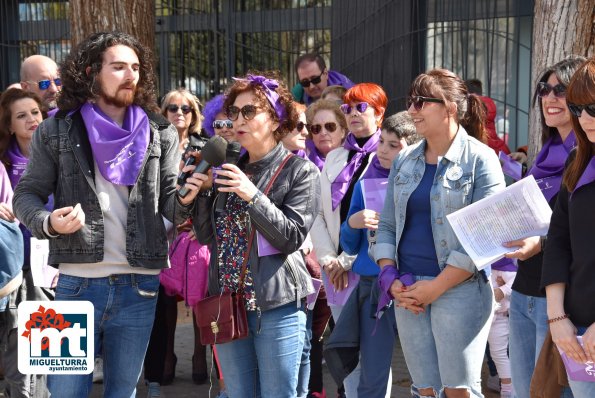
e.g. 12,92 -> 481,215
310,83 -> 389,397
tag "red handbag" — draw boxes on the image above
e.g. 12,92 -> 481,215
194,153 -> 293,345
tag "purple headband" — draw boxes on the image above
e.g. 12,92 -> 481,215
233,74 -> 287,122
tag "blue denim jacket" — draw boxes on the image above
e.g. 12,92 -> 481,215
374,127 -> 505,273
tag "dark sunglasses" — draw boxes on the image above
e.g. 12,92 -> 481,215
299,70 -> 325,88
567,103 -> 595,118
166,104 -> 192,114
213,119 -> 233,129
406,96 -> 445,111
29,78 -> 62,90
340,102 -> 369,115
295,121 -> 307,132
309,122 -> 338,135
536,82 -> 566,98
226,104 -> 260,121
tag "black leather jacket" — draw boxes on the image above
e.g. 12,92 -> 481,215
13,109 -> 192,269
194,143 -> 320,312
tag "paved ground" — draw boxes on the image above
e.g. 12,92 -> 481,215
2,301 -> 500,397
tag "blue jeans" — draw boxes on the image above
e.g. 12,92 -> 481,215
215,302 -> 307,398
508,291 -> 548,398
395,274 -> 493,398
296,309 -> 312,398
47,274 -> 159,398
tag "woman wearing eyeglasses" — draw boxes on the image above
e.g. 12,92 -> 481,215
143,88 -> 209,395
305,99 -> 348,171
0,88 -> 51,398
499,55 -> 586,398
281,102 -> 308,157
161,88 -> 203,153
191,71 -> 320,398
542,57 -> 595,397
374,69 -> 505,397
309,83 -> 386,396
203,94 -> 236,144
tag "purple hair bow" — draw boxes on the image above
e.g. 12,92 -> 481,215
233,74 -> 287,122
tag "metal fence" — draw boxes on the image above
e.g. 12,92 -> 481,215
1,0 -> 534,148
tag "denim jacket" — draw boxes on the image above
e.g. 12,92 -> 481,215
374,127 -> 505,273
13,109 -> 192,269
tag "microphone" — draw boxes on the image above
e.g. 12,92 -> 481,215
215,141 -> 242,213
177,134 -> 207,186
178,135 -> 227,198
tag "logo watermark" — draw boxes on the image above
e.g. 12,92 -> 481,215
18,301 -> 94,374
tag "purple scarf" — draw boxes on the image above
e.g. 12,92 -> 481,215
81,103 -> 150,186
331,129 -> 380,210
572,156 -> 595,198
5,139 -> 28,188
362,155 -> 389,179
303,70 -> 355,105
528,132 -> 576,202
292,149 -> 307,158
491,257 -> 517,272
305,139 -> 325,171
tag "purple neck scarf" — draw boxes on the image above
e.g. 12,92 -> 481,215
572,156 -> 595,198
292,149 -> 307,158
362,155 -> 389,179
305,139 -> 325,171
5,139 -> 28,188
81,103 -> 150,186
491,257 -> 517,272
528,132 -> 576,202
331,129 -> 381,210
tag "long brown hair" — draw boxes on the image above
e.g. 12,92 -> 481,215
562,58 -> 594,192
409,68 -> 487,143
0,88 -> 44,164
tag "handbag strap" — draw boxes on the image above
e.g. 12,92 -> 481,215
237,153 -> 294,290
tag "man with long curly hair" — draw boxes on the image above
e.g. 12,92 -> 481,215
13,32 -> 203,397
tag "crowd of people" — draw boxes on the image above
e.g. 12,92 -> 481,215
0,30 -> 594,398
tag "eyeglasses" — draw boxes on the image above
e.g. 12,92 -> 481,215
166,104 -> 192,114
296,121 -> 307,132
28,78 -> 62,90
299,70 -> 325,88
567,103 -> 595,118
536,82 -> 566,98
226,104 -> 260,121
340,102 -> 369,115
406,96 -> 445,111
213,119 -> 233,129
309,122 -> 338,135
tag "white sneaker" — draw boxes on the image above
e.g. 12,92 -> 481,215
92,358 -> 103,383
486,374 -> 500,392
146,382 -> 164,398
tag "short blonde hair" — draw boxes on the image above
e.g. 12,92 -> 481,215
160,88 -> 203,135
305,99 -> 347,139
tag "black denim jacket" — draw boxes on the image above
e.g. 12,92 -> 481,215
194,143 -> 321,311
13,109 -> 192,269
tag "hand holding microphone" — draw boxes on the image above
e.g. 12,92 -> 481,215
178,135 -> 227,199
215,142 -> 242,213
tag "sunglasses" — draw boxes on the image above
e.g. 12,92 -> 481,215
28,78 -> 62,90
213,119 -> 233,129
536,82 -> 566,98
567,103 -> 595,118
226,104 -> 261,121
309,122 -> 337,135
299,70 -> 325,88
406,96 -> 445,111
296,121 -> 307,132
340,102 -> 369,115
166,104 -> 192,114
